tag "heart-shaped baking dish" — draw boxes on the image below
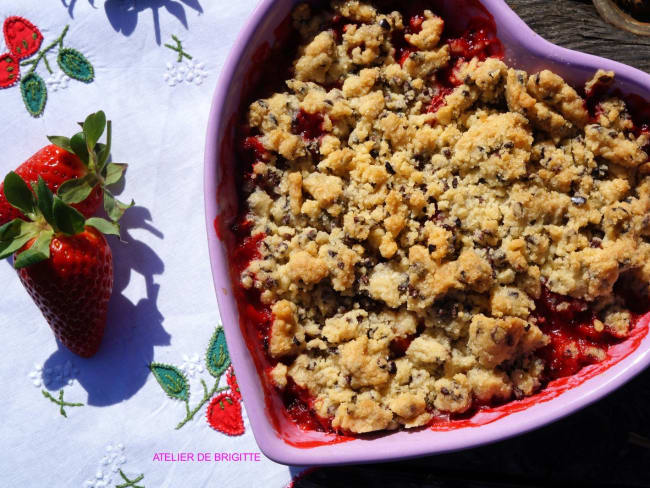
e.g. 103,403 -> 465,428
203,0 -> 650,465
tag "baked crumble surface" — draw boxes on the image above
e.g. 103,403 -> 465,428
237,0 -> 650,434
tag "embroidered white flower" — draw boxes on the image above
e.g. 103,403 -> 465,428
45,71 -> 70,92
84,443 -> 127,488
180,353 -> 205,378
163,59 -> 208,87
29,360 -> 78,388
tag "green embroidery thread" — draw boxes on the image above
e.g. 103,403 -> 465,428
148,363 -> 189,401
115,469 -> 145,488
164,35 -> 193,62
206,326 -> 230,378
13,23 -> 95,117
20,72 -> 46,117
58,48 -> 94,82
150,326 -> 232,429
41,389 -> 83,417
20,25 -> 69,76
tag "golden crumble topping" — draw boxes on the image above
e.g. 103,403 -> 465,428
237,1 -> 650,434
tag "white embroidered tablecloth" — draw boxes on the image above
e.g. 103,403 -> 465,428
0,1 -> 307,486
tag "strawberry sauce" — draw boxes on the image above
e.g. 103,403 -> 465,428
215,0 -> 650,445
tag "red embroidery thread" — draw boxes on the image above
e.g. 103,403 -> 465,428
206,392 -> 245,436
3,16 -> 43,60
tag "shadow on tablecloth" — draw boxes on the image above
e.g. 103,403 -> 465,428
60,0 -> 204,45
42,205 -> 171,406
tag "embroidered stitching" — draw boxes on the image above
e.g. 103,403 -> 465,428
206,392 -> 244,436
115,470 -> 145,488
1,18 -> 95,117
57,47 -> 94,82
20,72 -> 46,116
0,53 -> 19,88
164,35 -> 192,62
83,443 -> 129,488
28,360 -> 78,388
41,389 -> 83,417
163,59 -> 207,87
3,16 -> 43,60
46,70 -> 70,92
148,363 -> 189,401
226,366 -> 241,400
180,353 -> 205,378
206,325 -> 231,377
150,326 -> 244,434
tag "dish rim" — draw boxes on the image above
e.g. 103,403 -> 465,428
203,0 -> 650,466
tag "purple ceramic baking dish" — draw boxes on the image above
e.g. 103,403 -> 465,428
204,0 -> 650,465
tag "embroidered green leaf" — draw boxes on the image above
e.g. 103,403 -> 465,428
205,326 -> 230,378
20,72 -> 47,117
149,363 -> 189,401
57,48 -> 94,82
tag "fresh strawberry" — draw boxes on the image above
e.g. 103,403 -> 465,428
0,52 -> 19,88
0,145 -> 102,224
0,110 -> 133,227
206,392 -> 244,436
3,16 -> 43,60
18,226 -> 112,357
0,172 -> 124,357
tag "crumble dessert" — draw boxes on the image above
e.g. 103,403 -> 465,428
234,0 -> 650,434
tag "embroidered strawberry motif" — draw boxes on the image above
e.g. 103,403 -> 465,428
206,393 -> 244,436
3,17 -> 42,60
0,53 -> 19,88
226,366 -> 241,400
0,18 -> 95,117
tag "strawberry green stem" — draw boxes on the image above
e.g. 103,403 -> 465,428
175,379 -> 228,429
41,389 -> 84,417
21,25 -> 69,75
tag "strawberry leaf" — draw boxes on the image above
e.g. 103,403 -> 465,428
58,174 -> 97,204
4,171 -> 35,216
86,217 -> 120,236
0,219 -> 38,259
52,197 -> 85,235
83,110 -> 106,153
35,177 -> 54,226
149,363 -> 189,401
205,326 -> 230,378
104,163 -> 127,186
96,120 -> 112,170
70,132 -> 89,166
104,190 -> 134,222
14,229 -> 53,269
47,136 -> 73,153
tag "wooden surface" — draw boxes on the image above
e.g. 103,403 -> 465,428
507,0 -> 650,74
296,2 -> 650,486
